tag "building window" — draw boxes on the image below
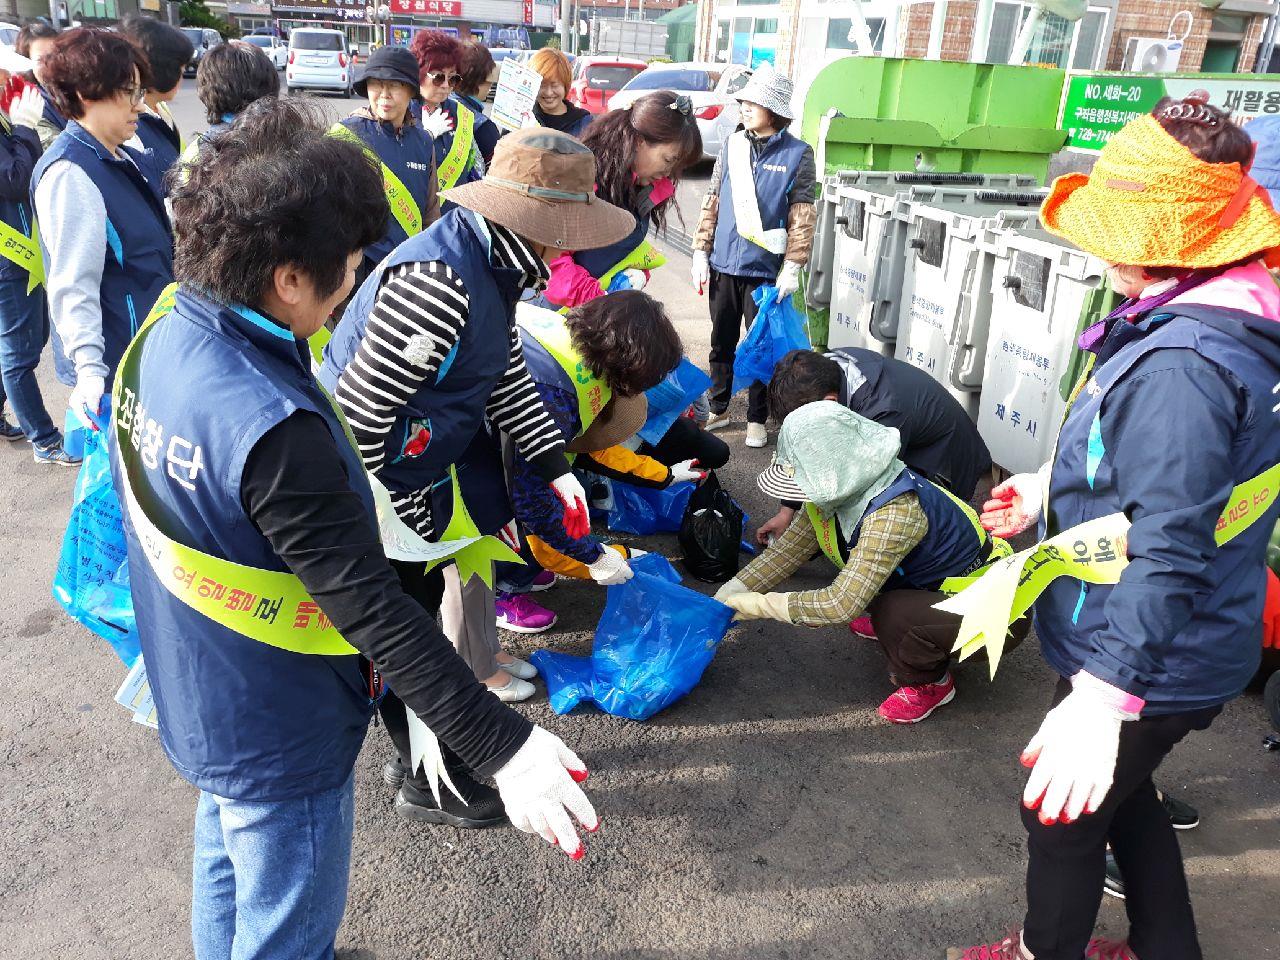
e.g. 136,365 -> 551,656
986,2 -> 1109,69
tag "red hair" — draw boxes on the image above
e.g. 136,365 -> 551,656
409,29 -> 462,78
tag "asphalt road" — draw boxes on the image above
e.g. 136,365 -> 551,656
1,80 -> 1277,960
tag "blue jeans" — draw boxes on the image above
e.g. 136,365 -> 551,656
0,278 -> 58,447
191,771 -> 355,960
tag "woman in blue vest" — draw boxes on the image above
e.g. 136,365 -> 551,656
454,40 -> 500,167
121,15 -> 193,190
125,98 -> 598,959
954,96 -> 1280,960
180,41 -> 278,166
16,22 -> 63,151
320,127 -> 633,824
691,64 -> 816,449
409,29 -> 481,195
33,27 -> 173,427
0,50 -> 74,464
335,45 -> 440,281
716,400 -> 1025,724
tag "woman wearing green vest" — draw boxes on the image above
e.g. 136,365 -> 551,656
715,400 -> 1025,724
409,29 -> 481,196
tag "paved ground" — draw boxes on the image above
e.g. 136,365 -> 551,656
1,81 -> 1277,960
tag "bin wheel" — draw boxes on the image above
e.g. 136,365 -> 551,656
1266,670 -> 1280,734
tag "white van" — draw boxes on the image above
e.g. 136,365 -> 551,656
285,28 -> 352,96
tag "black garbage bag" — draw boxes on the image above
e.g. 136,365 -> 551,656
678,472 -> 745,583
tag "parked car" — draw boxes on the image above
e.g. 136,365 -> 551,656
609,62 -> 752,160
0,22 -> 19,54
567,56 -> 646,115
285,27 -> 353,96
240,33 -> 287,70
183,27 -> 224,78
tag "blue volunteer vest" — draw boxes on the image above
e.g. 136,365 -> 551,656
339,114 -> 437,264
829,467 -> 987,591
32,121 -> 173,385
575,212 -> 647,284
319,208 -> 518,505
414,97 -> 481,186
1037,308 -> 1280,711
37,84 -> 66,137
711,129 -> 810,281
0,122 -> 39,285
114,288 -> 378,801
133,111 -> 182,191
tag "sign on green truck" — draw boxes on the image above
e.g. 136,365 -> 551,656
1061,72 -> 1280,152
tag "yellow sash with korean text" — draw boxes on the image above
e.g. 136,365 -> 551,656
327,123 -> 424,239
437,103 -> 475,192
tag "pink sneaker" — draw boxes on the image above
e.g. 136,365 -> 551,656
495,593 -> 558,634
1085,939 -> 1137,960
945,931 -> 1029,960
849,615 -> 876,639
528,569 -> 556,592
877,674 -> 956,724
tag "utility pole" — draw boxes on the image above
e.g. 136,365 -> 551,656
561,0 -> 572,50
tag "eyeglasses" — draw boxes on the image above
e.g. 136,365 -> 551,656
122,84 -> 144,106
424,71 -> 461,87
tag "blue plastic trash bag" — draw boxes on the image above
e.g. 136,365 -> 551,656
531,553 -> 734,720
732,284 -> 811,395
605,478 -> 696,536
638,358 -> 712,446
52,407 -> 140,666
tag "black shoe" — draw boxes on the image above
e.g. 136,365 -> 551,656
394,775 -> 507,828
0,415 -> 24,442
1103,849 -> 1126,900
1160,791 -> 1200,830
383,757 -> 408,789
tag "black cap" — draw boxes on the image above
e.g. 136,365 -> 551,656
353,46 -> 421,99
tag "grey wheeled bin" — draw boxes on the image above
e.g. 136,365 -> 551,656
893,191 -> 1044,420
977,225 -> 1107,475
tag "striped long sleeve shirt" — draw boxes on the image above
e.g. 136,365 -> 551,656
332,217 -> 570,540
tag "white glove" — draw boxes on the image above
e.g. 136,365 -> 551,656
1021,671 -> 1143,825
669,458 -> 707,484
775,260 -> 802,300
420,108 -> 454,139
980,465 -> 1049,538
587,546 -> 633,586
691,250 -> 710,295
550,472 -> 590,539
627,547 -> 647,558
724,591 -> 793,623
8,85 -> 43,131
70,374 -> 106,429
496,519 -> 520,552
493,726 -> 598,860
714,577 -> 749,603
620,268 -> 648,291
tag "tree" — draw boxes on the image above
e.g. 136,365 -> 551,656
180,0 -> 239,38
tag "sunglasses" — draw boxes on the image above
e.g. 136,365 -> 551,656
424,71 -> 462,87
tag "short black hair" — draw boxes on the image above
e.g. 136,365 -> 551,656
564,290 -> 682,396
121,15 -> 194,95
171,97 -> 387,306
768,349 -> 842,423
196,41 -> 279,125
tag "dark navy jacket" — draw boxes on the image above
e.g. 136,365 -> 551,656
116,289 -> 378,800
1036,305 -> 1280,713
414,98 -> 482,188
320,208 -> 519,515
338,113 -> 437,265
831,467 -> 987,591
828,347 -> 992,500
711,128 -> 811,280
0,119 -> 42,285
36,83 -> 65,139
133,111 -> 182,191
32,121 -> 173,385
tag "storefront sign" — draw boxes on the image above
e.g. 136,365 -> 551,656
272,0 -> 365,17
390,0 -> 461,15
522,0 -> 533,24
1061,72 -> 1280,152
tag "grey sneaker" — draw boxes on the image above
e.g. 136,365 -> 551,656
33,443 -> 82,467
745,422 -> 768,448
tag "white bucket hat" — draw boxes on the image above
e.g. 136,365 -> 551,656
732,63 -> 795,121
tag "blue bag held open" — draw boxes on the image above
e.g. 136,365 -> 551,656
639,358 -> 712,447
51,408 -> 140,666
605,478 -> 696,536
732,284 -> 811,395
530,553 -> 734,720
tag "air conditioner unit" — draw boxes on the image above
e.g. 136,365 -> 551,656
1123,37 -> 1183,73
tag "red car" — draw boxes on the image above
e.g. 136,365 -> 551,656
568,56 -> 647,114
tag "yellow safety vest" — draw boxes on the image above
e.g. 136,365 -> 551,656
327,122 -> 424,240
436,104 -> 475,192
518,309 -> 611,461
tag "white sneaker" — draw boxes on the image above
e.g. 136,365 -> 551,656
498,655 -> 538,680
489,676 -> 536,702
745,422 -> 768,448
705,411 -> 732,432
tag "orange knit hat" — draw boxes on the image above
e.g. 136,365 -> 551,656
1041,113 -> 1280,268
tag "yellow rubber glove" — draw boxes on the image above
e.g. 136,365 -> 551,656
724,591 -> 793,623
